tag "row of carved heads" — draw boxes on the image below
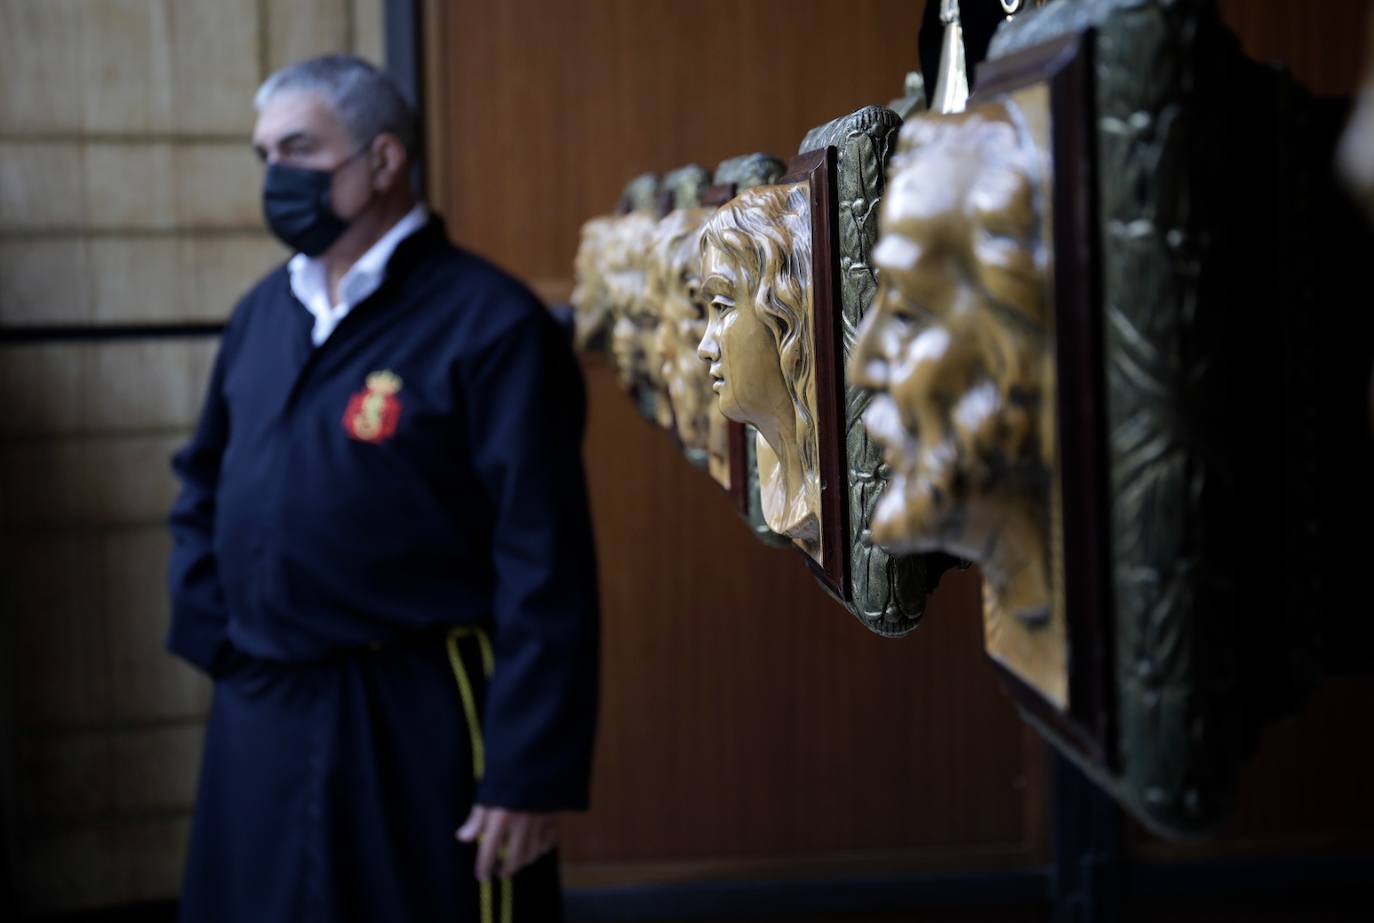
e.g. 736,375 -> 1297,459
571,81 -> 1054,639
572,156 -> 789,492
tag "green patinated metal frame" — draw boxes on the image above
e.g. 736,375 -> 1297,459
796,107 -> 957,636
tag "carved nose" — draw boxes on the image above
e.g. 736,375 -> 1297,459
849,312 -> 888,390
697,327 -> 719,364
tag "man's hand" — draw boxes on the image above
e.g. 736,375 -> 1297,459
456,805 -> 559,881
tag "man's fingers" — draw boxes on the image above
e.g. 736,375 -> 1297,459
474,810 -> 506,882
500,818 -> 532,879
461,807 -> 559,880
455,805 -> 485,843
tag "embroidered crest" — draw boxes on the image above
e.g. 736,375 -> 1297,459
343,370 -> 403,443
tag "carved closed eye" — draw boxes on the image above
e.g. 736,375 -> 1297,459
878,282 -> 933,333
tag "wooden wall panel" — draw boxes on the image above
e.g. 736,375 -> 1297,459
1217,0 -> 1369,97
560,361 -> 1045,880
426,0 -> 930,288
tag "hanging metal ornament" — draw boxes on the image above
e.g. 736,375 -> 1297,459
931,0 -> 969,113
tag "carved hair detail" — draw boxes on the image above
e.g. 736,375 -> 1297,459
890,103 -> 1048,467
700,183 -> 820,526
891,104 -> 1046,327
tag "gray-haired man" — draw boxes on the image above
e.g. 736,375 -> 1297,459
167,54 -> 599,922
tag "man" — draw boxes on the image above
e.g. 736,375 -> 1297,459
167,54 -> 598,922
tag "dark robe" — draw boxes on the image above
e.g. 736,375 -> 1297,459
167,217 -> 598,922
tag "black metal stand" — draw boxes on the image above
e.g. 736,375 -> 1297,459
1050,751 -> 1124,923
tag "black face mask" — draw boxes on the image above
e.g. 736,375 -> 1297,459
261,146 -> 369,257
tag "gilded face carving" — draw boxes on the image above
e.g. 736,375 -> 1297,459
571,216 -> 615,351
697,239 -> 792,426
706,395 -> 732,489
647,208 -> 715,444
852,102 -> 1052,625
604,212 -> 659,398
697,183 -> 821,557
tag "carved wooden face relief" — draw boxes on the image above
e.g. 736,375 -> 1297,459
853,99 -> 1064,703
648,207 -> 713,442
706,390 -> 732,490
697,183 -> 822,560
605,212 -> 660,398
571,215 -> 615,351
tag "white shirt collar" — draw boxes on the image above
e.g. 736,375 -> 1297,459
287,204 -> 430,346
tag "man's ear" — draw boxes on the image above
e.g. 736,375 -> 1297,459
370,133 -> 409,192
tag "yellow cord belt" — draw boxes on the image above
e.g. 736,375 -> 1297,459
445,626 -> 511,923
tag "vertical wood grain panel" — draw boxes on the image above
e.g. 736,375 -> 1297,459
560,358 -> 1043,874
431,0 -> 929,285
1217,0 -> 1368,97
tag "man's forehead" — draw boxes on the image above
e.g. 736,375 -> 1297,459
252,90 -> 344,145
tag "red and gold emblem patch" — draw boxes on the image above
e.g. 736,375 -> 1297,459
343,370 -> 403,443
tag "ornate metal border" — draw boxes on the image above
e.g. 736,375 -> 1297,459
799,104 -> 953,635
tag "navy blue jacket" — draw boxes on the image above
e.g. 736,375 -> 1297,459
167,217 -> 599,811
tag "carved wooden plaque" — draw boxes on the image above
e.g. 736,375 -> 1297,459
972,29 -> 1105,754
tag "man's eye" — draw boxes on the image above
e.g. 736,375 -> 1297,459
712,297 -> 735,316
